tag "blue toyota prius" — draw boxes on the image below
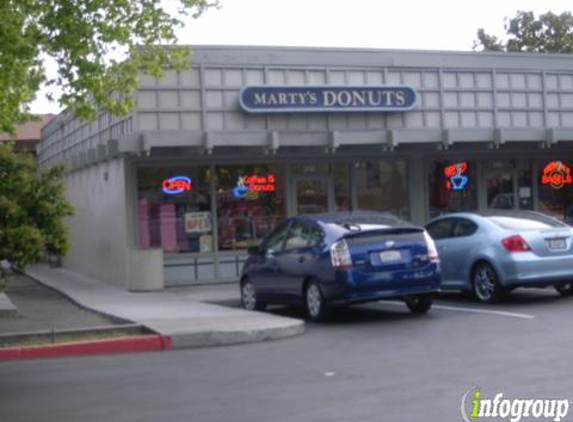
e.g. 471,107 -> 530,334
240,211 -> 442,321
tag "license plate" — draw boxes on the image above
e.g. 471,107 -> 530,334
547,238 -> 567,250
379,250 -> 402,263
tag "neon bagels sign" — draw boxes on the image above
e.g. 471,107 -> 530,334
162,176 -> 192,195
542,161 -> 572,190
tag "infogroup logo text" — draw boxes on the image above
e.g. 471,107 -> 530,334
461,387 -> 570,422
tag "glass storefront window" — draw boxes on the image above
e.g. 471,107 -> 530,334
333,163 -> 350,211
137,167 -> 212,253
355,160 -> 409,219
428,160 -> 477,218
216,164 -> 285,251
517,168 -> 533,210
538,159 -> 573,224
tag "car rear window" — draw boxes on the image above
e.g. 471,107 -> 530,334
333,215 -> 411,230
488,215 -> 567,230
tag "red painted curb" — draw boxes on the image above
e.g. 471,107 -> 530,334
0,334 -> 172,360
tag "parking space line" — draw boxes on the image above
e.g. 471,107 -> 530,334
379,302 -> 535,319
432,304 -> 535,319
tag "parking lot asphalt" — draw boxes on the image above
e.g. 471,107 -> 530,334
2,285 -> 572,422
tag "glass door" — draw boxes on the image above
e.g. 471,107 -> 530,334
486,171 -> 516,209
293,177 -> 329,215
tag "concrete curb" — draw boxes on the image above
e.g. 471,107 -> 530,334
169,320 -> 306,349
0,334 -> 172,360
0,292 -> 18,318
24,265 -> 306,352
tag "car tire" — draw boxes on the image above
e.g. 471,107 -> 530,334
305,280 -> 329,322
404,295 -> 433,314
555,283 -> 573,297
404,295 -> 434,315
241,278 -> 266,311
472,262 -> 507,303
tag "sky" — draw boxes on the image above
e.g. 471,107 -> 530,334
30,0 -> 573,114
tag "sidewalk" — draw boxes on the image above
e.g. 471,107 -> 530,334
24,264 -> 305,349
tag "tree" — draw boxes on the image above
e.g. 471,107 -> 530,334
1,0 -> 218,135
0,143 -> 74,285
475,11 -> 573,53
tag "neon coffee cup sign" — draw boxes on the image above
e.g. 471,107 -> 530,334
444,162 -> 469,191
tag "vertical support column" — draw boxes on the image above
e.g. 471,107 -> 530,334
210,163 -> 220,281
408,154 -> 426,225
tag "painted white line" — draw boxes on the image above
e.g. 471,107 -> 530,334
379,301 -> 535,319
432,304 -> 535,319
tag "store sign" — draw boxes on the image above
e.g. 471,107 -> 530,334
239,86 -> 417,113
233,174 -> 276,200
185,212 -> 212,234
542,161 -> 572,190
444,162 -> 469,191
162,176 -> 192,195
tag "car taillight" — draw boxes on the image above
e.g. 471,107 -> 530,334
330,239 -> 353,270
423,231 -> 440,263
501,235 -> 531,252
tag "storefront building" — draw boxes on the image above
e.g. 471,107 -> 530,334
38,46 -> 573,289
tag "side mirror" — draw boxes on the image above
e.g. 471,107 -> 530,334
247,245 -> 260,255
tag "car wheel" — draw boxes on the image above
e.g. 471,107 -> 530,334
404,295 -> 433,314
241,278 -> 266,311
305,281 -> 329,322
555,283 -> 573,297
472,262 -> 507,303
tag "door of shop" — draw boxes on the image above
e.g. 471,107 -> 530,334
485,170 -> 517,210
293,176 -> 330,215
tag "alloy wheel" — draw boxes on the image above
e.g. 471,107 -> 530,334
241,280 -> 257,310
305,281 -> 330,321
472,263 -> 506,303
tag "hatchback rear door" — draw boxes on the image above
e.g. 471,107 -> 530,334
343,227 -> 429,286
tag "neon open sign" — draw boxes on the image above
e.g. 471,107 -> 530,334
233,174 -> 276,200
162,176 -> 192,195
542,161 -> 572,190
444,162 -> 469,191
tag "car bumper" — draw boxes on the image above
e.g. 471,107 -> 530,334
321,263 -> 442,304
499,253 -> 573,287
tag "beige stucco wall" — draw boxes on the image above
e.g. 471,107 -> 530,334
61,158 -> 164,290
62,158 -> 131,287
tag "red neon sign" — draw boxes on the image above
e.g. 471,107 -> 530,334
444,162 -> 469,191
542,161 -> 572,189
444,162 -> 467,177
233,174 -> 276,199
162,176 -> 192,194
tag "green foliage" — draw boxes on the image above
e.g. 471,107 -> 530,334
0,143 -> 74,282
475,11 -> 573,53
0,0 -> 218,135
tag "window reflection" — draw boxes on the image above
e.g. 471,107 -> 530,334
355,160 -> 409,219
216,164 -> 285,251
137,167 -> 212,253
428,160 -> 476,218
